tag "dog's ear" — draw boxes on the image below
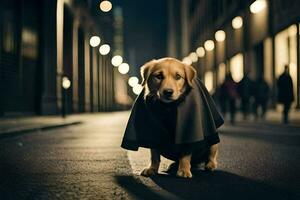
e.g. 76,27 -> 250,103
141,59 -> 156,86
184,64 -> 197,87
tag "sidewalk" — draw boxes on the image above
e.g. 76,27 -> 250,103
0,109 -> 299,139
222,109 -> 300,126
266,109 -> 300,125
0,113 -> 123,139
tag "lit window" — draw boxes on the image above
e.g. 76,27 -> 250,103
218,63 -> 226,84
204,71 -> 214,93
229,53 -> 244,82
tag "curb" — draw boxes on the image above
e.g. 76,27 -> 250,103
0,121 -> 82,139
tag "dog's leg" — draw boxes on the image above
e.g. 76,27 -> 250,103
141,149 -> 160,176
205,144 -> 218,171
177,154 -> 192,178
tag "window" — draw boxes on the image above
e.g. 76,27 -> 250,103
205,70 -> 214,93
229,53 -> 244,82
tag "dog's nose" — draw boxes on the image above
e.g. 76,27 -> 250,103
163,89 -> 174,97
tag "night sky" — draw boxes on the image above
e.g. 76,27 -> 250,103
113,0 -> 167,76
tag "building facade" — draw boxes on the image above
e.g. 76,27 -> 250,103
168,0 -> 300,109
0,0 -> 116,116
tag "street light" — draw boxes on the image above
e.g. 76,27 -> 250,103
62,77 -> 71,89
215,30 -> 226,42
89,36 -> 101,47
182,57 -> 192,65
132,84 -> 143,95
250,0 -> 266,14
128,76 -> 139,87
99,44 -> 110,55
100,1 -> 112,12
118,63 -> 130,74
62,76 -> 71,118
196,47 -> 205,57
189,52 -> 198,63
204,40 -> 215,51
111,55 -> 123,67
232,16 -> 243,29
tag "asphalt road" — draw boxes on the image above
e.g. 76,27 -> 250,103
0,112 -> 299,200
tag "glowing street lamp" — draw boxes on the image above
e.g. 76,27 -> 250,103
132,84 -> 143,95
128,76 -> 139,87
215,30 -> 226,42
100,1 -> 112,12
89,36 -> 101,47
61,76 -> 71,118
189,52 -> 198,63
182,57 -> 192,65
111,55 -> 123,67
62,76 -> 71,89
232,16 -> 243,29
204,40 -> 215,51
250,0 -> 266,14
99,44 -> 110,55
118,63 -> 130,74
196,47 -> 205,57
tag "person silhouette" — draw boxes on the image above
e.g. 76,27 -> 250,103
277,65 -> 294,124
253,76 -> 270,120
219,73 -> 239,125
237,72 -> 254,120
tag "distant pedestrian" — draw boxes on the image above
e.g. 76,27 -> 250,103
212,85 -> 223,111
253,76 -> 270,120
237,73 -> 254,120
219,73 -> 239,124
277,65 -> 294,124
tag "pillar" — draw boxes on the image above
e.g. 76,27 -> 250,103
40,0 -> 58,114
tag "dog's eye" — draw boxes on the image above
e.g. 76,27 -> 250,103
175,74 -> 182,80
155,74 -> 164,80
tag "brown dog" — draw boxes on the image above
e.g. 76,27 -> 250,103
140,58 -> 218,178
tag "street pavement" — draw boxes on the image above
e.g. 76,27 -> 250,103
0,112 -> 299,200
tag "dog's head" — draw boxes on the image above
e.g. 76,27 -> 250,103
141,58 -> 197,103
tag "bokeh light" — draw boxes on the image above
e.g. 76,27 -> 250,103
250,0 -> 266,14
128,77 -> 139,87
232,16 -> 243,29
189,52 -> 198,63
204,40 -> 215,51
215,30 -> 226,42
182,57 -> 192,65
62,76 -> 71,89
118,63 -> 130,74
99,44 -> 110,55
100,1 -> 112,12
111,55 -> 123,67
132,84 -> 143,95
89,36 -> 101,47
196,47 -> 205,57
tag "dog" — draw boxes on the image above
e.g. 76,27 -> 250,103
139,58 -> 219,178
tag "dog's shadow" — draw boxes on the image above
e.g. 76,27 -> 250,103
116,169 -> 298,200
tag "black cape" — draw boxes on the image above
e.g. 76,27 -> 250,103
121,78 -> 224,162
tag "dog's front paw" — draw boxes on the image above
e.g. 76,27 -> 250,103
141,167 -> 158,176
205,161 -> 217,171
176,169 -> 192,178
